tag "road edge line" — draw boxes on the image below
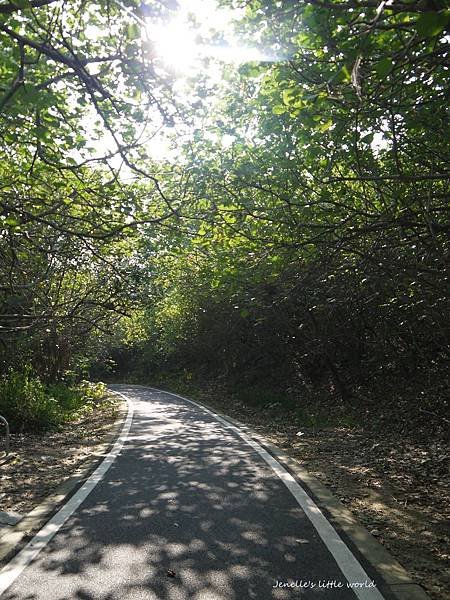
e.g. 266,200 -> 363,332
143,384 -> 430,600
0,391 -> 133,597
0,394 -> 128,563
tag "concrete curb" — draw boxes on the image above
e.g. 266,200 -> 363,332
0,395 -> 127,565
179,395 -> 430,600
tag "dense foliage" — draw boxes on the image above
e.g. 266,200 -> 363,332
116,0 -> 449,429
1,0 -> 448,431
0,368 -> 107,430
0,0 -> 174,378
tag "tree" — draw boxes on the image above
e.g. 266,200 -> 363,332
0,0 -> 183,374
122,0 -> 449,407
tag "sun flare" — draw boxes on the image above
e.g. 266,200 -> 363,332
144,2 -> 274,75
146,18 -> 201,73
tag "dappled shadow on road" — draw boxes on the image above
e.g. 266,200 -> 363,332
4,386 -> 361,600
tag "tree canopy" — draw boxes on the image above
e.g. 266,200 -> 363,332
1,0 -> 448,430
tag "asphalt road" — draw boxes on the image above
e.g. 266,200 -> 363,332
0,385 -> 389,600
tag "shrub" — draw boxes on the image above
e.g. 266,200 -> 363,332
0,368 -> 108,432
79,380 -> 107,403
0,367 -> 59,431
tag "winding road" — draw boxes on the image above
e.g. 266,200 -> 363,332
0,385 -> 392,599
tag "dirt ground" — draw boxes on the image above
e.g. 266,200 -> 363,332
186,389 -> 450,600
0,397 -> 121,516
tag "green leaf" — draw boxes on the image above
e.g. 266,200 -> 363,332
282,88 -> 297,106
341,65 -> 351,82
331,65 -> 351,84
126,23 -> 140,40
361,133 -> 374,144
272,105 -> 287,115
319,119 -> 333,132
12,0 -> 31,9
414,11 -> 449,38
374,58 -> 393,77
19,85 -> 52,108
34,125 -> 48,140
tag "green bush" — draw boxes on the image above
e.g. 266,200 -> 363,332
79,380 -> 107,403
0,368 -> 108,431
46,383 -> 84,414
0,367 -> 59,430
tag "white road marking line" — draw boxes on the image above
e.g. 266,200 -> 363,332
0,392 -> 134,597
145,385 -> 386,600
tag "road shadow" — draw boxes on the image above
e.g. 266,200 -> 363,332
4,386 -> 374,600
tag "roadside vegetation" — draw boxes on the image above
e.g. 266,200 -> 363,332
0,369 -> 107,431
